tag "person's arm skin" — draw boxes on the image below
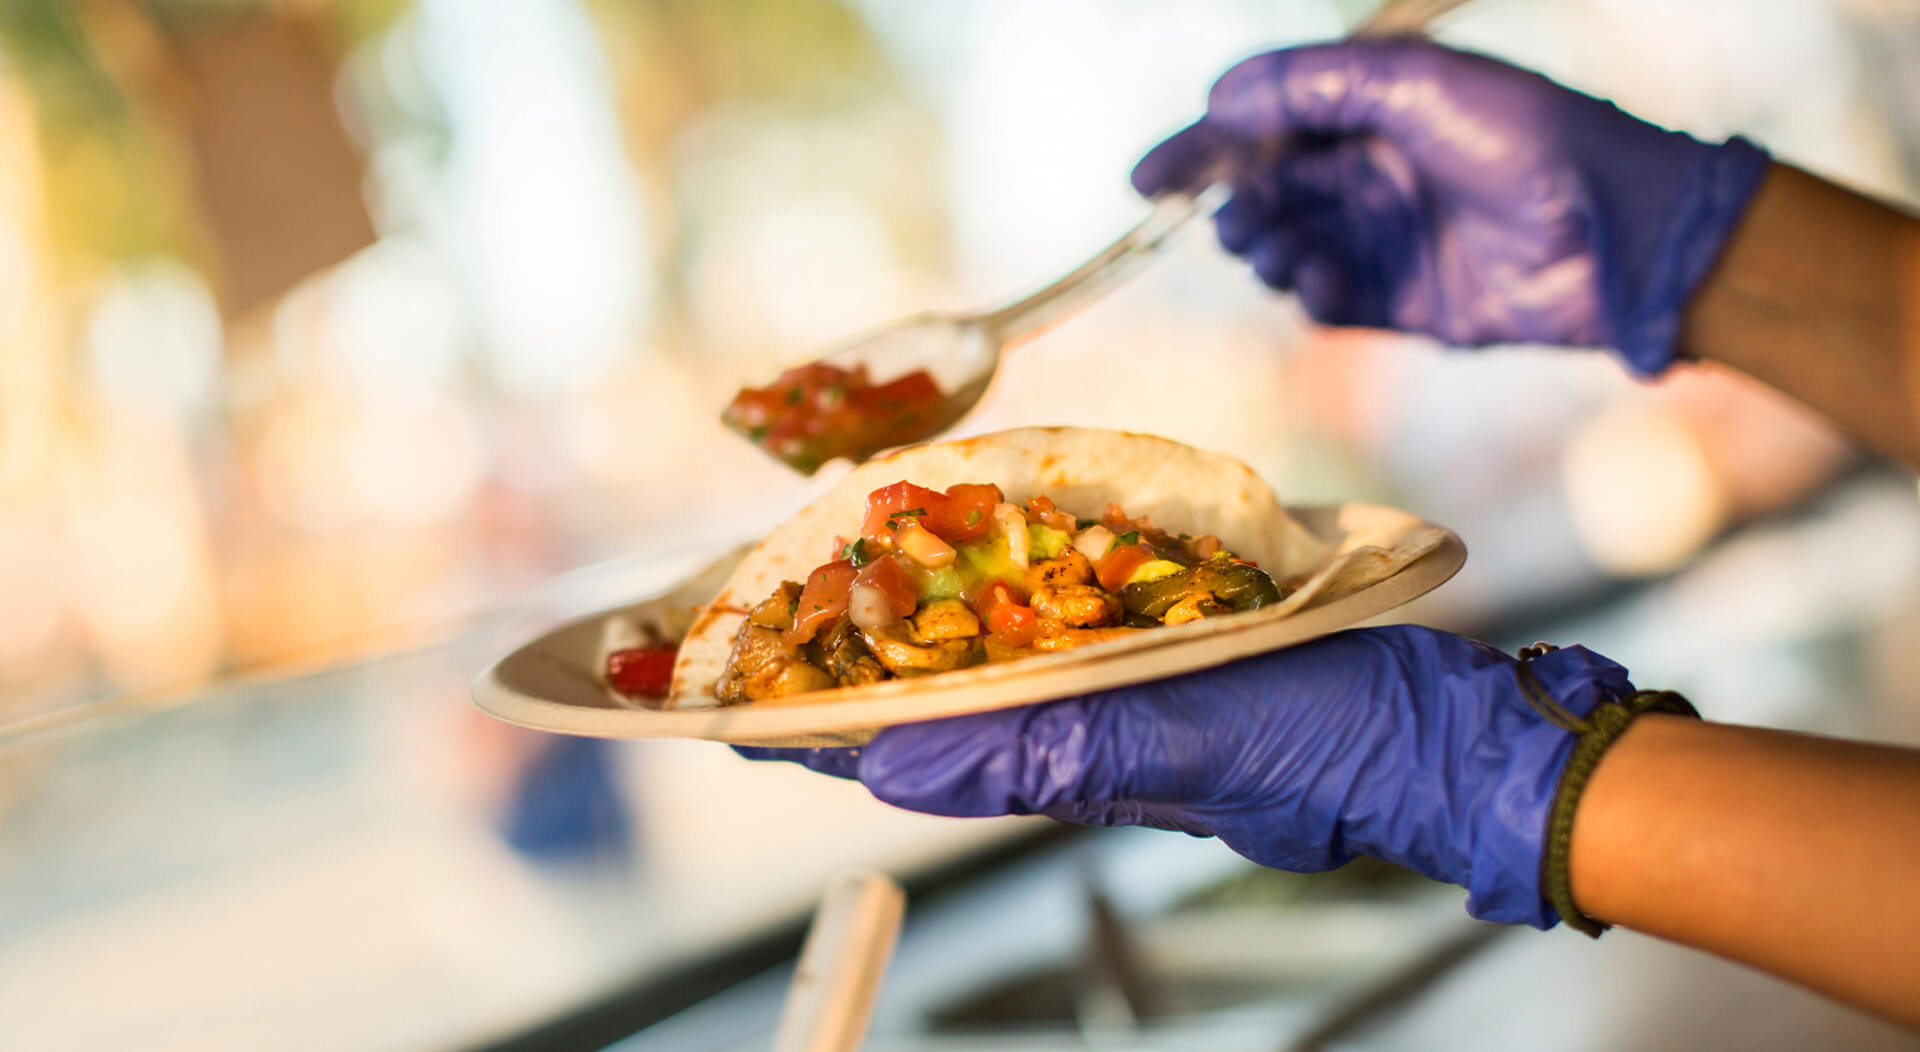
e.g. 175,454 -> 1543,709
1572,714 -> 1920,1027
1683,163 -> 1920,469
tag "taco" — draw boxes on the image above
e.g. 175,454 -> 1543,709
667,427 -> 1452,710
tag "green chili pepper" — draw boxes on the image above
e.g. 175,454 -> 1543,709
1120,561 -> 1282,619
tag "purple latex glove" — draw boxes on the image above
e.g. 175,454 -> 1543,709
740,626 -> 1635,928
1132,40 -> 1770,375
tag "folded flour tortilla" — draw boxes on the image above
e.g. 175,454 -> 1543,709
666,427 -> 1443,710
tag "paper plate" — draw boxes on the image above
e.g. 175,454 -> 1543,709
471,504 -> 1465,746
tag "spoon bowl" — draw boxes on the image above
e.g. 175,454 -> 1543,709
720,193 -> 1201,474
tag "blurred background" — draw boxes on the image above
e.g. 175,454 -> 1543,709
4,1 -> 1920,1049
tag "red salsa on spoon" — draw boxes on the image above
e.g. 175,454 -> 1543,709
722,362 -> 946,475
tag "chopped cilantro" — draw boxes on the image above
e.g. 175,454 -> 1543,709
783,386 -> 803,405
899,508 -> 927,517
839,538 -> 873,566
884,519 -> 900,530
964,509 -> 982,527
747,425 -> 770,442
1118,531 -> 1140,546
788,599 -> 799,617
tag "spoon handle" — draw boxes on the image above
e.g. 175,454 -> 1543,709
977,191 -> 1203,347
973,0 -> 1470,350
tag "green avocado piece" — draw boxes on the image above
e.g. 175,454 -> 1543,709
1124,559 -> 1186,587
905,562 -> 964,601
1027,523 -> 1072,560
958,535 -> 1024,590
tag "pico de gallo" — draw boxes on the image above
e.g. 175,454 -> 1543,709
714,481 -> 1286,704
722,361 -> 948,475
605,642 -> 677,699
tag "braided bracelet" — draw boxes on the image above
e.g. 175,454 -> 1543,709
1514,643 -> 1701,938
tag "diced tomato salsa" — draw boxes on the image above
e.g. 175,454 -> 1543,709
1026,495 -> 1078,534
786,559 -> 858,645
711,476 -> 1284,706
936,484 -> 1001,543
971,580 -> 1039,646
1096,543 -> 1156,592
606,643 -> 677,698
853,555 -> 918,619
722,362 -> 947,474
861,480 -> 1006,546
861,481 -> 945,542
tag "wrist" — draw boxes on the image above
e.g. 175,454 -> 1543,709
1563,712 -> 1695,928
1609,137 -> 1772,376
1460,644 -> 1639,928
1533,672 -> 1701,936
1327,634 -> 1635,929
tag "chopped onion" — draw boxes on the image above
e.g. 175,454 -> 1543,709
599,616 -> 644,656
597,617 -> 646,684
896,520 -> 957,568
1072,524 -> 1116,564
994,503 -> 1030,568
848,583 -> 899,632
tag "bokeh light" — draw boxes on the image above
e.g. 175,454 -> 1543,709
85,258 -> 223,414
59,411 -> 223,692
1562,402 -> 1729,577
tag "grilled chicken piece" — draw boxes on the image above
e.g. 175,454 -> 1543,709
746,581 -> 802,630
1025,549 -> 1095,592
911,599 -> 981,642
715,619 -> 835,704
812,615 -> 887,688
859,623 -> 982,676
1030,583 -> 1123,627
1030,623 -> 1142,651
982,637 -> 1030,663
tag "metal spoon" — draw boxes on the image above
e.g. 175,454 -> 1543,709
723,0 -> 1473,474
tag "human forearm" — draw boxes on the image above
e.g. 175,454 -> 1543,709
1570,714 -> 1920,1027
1682,163 -> 1920,468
